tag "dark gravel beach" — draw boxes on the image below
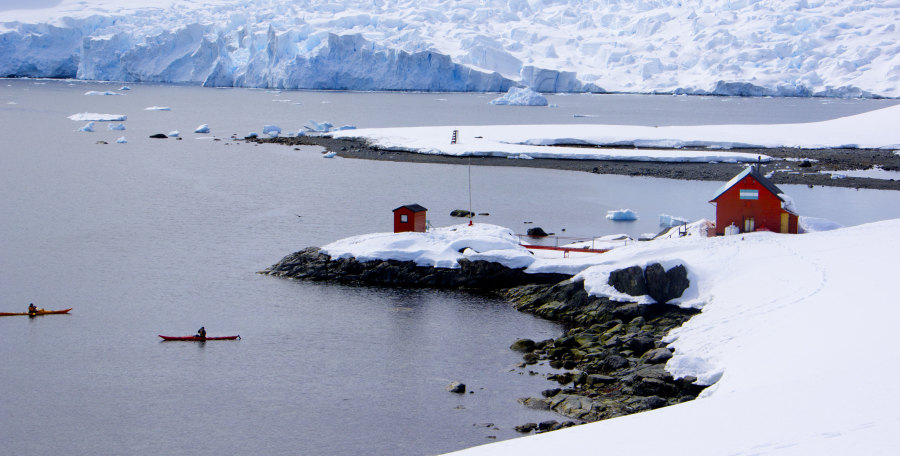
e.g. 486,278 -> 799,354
246,135 -> 900,191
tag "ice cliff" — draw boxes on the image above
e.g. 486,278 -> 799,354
1,0 -> 898,97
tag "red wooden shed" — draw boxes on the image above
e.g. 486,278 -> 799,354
393,204 -> 428,233
709,166 -> 798,235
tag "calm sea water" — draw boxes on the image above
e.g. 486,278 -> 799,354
1,79 -> 899,456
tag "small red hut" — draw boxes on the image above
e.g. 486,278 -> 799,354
393,204 -> 428,233
710,166 -> 798,235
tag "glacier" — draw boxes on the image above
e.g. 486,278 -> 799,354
1,0 -> 899,97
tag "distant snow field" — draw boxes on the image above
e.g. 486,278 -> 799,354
2,0 -> 899,97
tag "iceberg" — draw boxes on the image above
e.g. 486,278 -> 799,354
659,214 -> 690,228
84,91 -> 121,96
193,124 -> 210,134
77,121 -> 95,132
262,125 -> 281,136
108,123 -> 126,131
144,106 -> 171,111
167,130 -> 180,137
489,87 -> 548,106
68,113 -> 127,122
116,136 -> 127,143
606,209 -> 638,221
304,120 -> 334,133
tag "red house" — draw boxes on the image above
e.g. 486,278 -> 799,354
709,166 -> 798,235
393,204 -> 427,233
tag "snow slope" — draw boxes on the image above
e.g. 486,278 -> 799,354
316,219 -> 900,455
2,0 -> 899,97
332,103 -> 900,160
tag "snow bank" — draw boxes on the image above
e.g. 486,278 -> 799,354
446,218 -> 900,456
334,104 -> 900,161
3,1 -> 900,97
489,87 -> 548,106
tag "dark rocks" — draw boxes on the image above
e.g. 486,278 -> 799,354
447,381 -> 466,394
510,338 -> 536,352
607,266 -> 646,296
260,247 -> 569,290
450,209 -> 474,217
643,347 -> 674,364
608,263 -> 690,304
514,423 -> 537,433
526,227 -> 548,237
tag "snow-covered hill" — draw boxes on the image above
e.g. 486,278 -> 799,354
2,0 -> 898,96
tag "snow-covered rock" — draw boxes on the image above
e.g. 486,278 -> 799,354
489,87 -> 548,106
2,1 -> 899,97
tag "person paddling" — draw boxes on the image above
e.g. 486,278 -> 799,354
196,326 -> 207,339
28,303 -> 37,315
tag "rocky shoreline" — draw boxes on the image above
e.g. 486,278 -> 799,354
261,247 -> 707,433
247,134 -> 900,191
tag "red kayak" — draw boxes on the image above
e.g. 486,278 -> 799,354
0,308 -> 72,317
159,334 -> 240,341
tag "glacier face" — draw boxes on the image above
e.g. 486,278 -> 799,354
1,0 -> 899,97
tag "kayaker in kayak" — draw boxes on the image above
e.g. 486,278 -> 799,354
28,303 -> 37,315
196,326 -> 207,339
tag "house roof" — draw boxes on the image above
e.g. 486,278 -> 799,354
710,166 -> 786,203
393,204 -> 428,213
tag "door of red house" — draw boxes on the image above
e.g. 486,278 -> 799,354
744,217 -> 755,233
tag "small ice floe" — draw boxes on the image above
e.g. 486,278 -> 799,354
194,124 -> 210,133
116,136 -> 127,144
573,114 -> 599,118
334,125 -> 356,131
108,123 -> 126,131
68,112 -> 127,121
271,99 -> 291,103
246,132 -> 259,138
322,151 -> 337,158
295,130 -> 306,137
84,91 -> 122,96
489,87 -> 548,106
119,86 -> 131,91
659,213 -> 690,228
263,125 -> 281,137
168,130 -> 180,137
606,209 -> 638,221
7,101 -> 17,105
304,120 -> 333,132
78,122 -> 95,132
144,106 -> 171,111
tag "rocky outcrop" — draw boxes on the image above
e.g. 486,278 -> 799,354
260,247 -> 569,290
262,247 -> 705,430
502,274 -> 704,424
607,263 -> 689,304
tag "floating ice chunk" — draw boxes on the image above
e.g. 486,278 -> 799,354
606,209 -> 638,221
85,91 -> 122,96
295,130 -> 306,137
659,213 -> 690,227
167,130 -> 180,137
263,125 -> 282,136
7,101 -> 17,105
194,124 -> 210,133
335,125 -> 356,131
304,120 -> 333,132
119,86 -> 131,91
323,151 -> 337,158
108,123 -> 126,131
489,87 -> 548,106
116,136 -> 127,143
78,121 -> 95,132
68,113 -> 127,121
144,106 -> 171,111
